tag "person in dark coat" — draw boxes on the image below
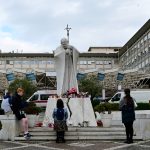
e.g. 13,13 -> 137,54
53,99 -> 68,143
119,88 -> 136,144
11,88 -> 31,140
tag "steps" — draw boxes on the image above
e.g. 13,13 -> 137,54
14,126 -> 142,141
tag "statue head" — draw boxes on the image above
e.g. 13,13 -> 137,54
61,38 -> 69,49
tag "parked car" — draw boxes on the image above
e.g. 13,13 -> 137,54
93,97 -> 111,102
27,90 -> 57,107
109,89 -> 150,103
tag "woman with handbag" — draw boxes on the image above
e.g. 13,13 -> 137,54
52,99 -> 68,143
119,88 -> 136,144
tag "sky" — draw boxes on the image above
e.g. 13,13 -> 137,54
0,0 -> 149,53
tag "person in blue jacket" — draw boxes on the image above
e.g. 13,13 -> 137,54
53,99 -> 68,143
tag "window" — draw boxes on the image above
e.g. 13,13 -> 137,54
80,61 -> 87,65
40,94 -> 50,100
47,61 -> 54,64
6,60 -> 10,64
144,35 -> 147,41
30,94 -> 38,101
10,61 -> 13,65
148,32 -> 150,39
112,93 -> 121,102
145,47 -> 148,53
96,61 -> 103,65
87,61 -> 95,65
6,60 -> 13,65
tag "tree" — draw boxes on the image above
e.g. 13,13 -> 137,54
78,74 -> 102,101
8,79 -> 37,100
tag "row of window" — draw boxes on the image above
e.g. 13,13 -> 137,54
79,60 -> 112,65
121,31 -> 150,62
0,60 -> 54,65
0,60 -> 113,66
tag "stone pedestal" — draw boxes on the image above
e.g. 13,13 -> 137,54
43,97 -> 97,127
0,115 -> 20,141
134,114 -> 150,140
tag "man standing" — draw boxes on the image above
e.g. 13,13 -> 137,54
54,38 -> 79,96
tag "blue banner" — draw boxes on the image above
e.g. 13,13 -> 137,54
6,73 -> 15,81
77,73 -> 86,80
26,73 -> 36,81
117,72 -> 124,81
97,73 -> 105,81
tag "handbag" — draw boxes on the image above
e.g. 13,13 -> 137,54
54,120 -> 68,131
133,99 -> 138,108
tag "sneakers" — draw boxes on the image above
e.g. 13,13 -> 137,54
24,132 -> 31,140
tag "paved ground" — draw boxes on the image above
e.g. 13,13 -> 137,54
1,140 -> 150,150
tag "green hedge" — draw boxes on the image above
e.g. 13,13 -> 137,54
92,100 -> 100,109
94,103 -> 150,112
136,103 -> 150,110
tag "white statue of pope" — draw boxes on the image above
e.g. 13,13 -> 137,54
54,38 -> 79,96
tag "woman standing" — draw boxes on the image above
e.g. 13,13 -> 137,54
53,99 -> 68,143
119,88 -> 136,144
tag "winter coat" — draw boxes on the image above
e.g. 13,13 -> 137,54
119,97 -> 135,124
11,93 -> 26,120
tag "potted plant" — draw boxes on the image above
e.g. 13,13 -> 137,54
94,102 -> 113,127
23,102 -> 42,127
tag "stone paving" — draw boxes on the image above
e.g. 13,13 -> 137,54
0,140 -> 150,150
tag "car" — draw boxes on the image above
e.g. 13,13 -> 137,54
109,89 -> 150,103
27,90 -> 57,107
93,97 -> 110,102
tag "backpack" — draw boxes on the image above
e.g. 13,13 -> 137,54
56,108 -> 64,120
1,98 -> 12,113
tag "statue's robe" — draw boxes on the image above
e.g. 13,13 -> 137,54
54,46 -> 79,96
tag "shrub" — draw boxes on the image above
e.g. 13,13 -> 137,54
94,102 -> 112,114
23,102 -> 42,115
92,100 -> 100,109
94,102 -> 150,112
136,103 -> 150,110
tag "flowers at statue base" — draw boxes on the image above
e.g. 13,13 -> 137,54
48,123 -> 54,128
97,120 -> 103,127
35,122 -> 43,127
68,87 -> 77,95
62,87 -> 78,98
35,122 -> 54,128
62,87 -> 89,98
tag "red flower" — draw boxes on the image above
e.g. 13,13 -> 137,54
68,88 -> 77,95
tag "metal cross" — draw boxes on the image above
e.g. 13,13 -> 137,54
64,24 -> 71,42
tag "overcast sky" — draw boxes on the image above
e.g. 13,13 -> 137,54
0,0 -> 149,53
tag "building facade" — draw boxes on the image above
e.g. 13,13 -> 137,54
119,19 -> 150,72
0,52 -> 118,91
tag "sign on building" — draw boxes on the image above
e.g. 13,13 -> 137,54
6,73 -> 15,81
26,73 -> 36,81
77,73 -> 86,80
97,72 -> 105,81
117,72 -> 124,81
